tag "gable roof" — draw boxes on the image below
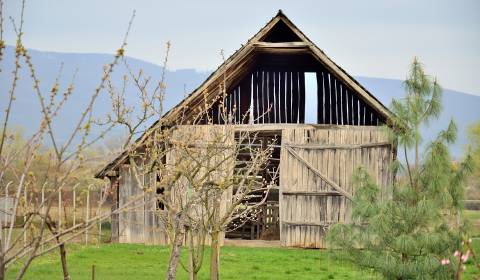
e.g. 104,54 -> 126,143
95,10 -> 393,179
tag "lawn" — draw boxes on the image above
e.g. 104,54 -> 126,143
7,244 -> 375,280
6,241 -> 480,280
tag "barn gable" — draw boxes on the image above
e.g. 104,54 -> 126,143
95,10 -> 393,179
160,10 -> 392,126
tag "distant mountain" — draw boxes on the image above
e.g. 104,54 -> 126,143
0,45 -> 210,142
0,46 -> 478,158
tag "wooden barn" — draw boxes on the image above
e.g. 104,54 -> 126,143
95,10 -> 396,248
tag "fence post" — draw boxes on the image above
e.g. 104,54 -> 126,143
98,189 -> 102,244
41,183 -> 46,251
85,186 -> 90,245
58,189 -> 62,230
91,264 -> 96,280
23,183 -> 27,247
72,183 -> 79,229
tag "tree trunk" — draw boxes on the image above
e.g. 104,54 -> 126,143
165,219 -> 185,280
0,254 -> 5,280
59,243 -> 69,280
188,230 -> 197,280
210,230 -> 221,280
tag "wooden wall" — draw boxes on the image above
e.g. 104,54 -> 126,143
116,125 -> 234,245
116,125 -> 394,248
279,126 -> 393,248
118,164 -> 146,244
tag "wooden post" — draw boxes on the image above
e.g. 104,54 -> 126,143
98,190 -> 102,244
41,183 -> 46,251
91,264 -> 96,280
23,184 -> 27,247
72,183 -> 79,229
85,185 -> 91,245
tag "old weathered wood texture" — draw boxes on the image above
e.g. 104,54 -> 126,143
279,126 -> 392,248
118,164 -> 145,244
118,125 -> 234,245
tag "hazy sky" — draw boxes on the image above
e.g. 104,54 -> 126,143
4,0 -> 480,95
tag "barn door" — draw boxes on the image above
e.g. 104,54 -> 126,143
279,127 -> 392,248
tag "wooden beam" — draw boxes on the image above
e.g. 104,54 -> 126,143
284,141 -> 391,150
282,220 -> 333,227
253,42 -> 310,48
282,191 -> 341,196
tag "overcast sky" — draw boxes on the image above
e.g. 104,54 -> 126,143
4,0 -> 480,95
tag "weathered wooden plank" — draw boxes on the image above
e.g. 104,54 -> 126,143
286,146 -> 353,200
282,191 -> 341,196
283,142 -> 391,149
324,73 -> 331,124
331,78 -> 338,124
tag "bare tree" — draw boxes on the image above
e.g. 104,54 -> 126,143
0,2 -> 144,279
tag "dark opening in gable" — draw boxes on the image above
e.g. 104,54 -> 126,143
198,52 -> 386,126
260,20 -> 302,42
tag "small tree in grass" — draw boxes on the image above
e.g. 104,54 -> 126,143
327,57 -> 474,279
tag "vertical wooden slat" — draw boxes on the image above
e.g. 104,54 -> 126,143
323,73 -> 331,124
298,72 -> 305,123
286,72 -> 292,123
336,81 -> 343,125
316,72 -> 323,124
331,78 -> 337,124
292,72 -> 299,123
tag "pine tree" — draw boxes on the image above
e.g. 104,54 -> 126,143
327,57 -> 474,279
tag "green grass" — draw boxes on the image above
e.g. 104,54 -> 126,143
465,210 -> 480,237
7,240 -> 480,279
7,244 -> 375,280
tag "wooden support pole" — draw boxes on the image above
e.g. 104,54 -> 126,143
91,265 -> 96,280
23,184 -> 27,247
85,186 -> 90,245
